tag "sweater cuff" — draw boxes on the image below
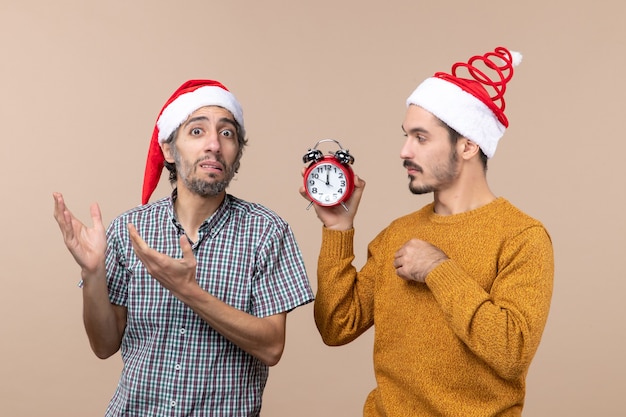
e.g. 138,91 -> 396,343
425,259 -> 475,297
320,227 -> 355,258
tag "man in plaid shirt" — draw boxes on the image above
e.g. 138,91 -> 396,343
53,79 -> 314,416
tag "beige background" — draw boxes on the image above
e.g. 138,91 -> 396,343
1,1 -> 624,416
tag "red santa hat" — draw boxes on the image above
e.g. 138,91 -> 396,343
406,46 -> 522,158
141,79 -> 245,204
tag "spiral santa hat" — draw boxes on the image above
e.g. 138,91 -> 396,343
142,79 -> 245,204
406,46 -> 522,158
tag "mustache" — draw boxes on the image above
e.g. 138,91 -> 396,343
403,160 -> 423,173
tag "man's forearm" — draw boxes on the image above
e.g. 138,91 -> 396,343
81,268 -> 125,359
175,284 -> 287,367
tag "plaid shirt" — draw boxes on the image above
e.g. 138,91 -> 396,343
103,192 -> 314,417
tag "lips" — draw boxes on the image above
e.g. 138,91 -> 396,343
198,159 -> 223,172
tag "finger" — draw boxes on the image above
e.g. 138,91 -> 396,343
179,235 -> 191,254
396,271 -> 411,282
52,193 -> 79,241
52,192 -> 70,225
348,175 -> 366,202
393,258 -> 401,269
89,203 -> 105,232
128,224 -> 161,272
353,174 -> 366,189
179,235 -> 198,266
298,186 -> 311,201
336,174 -> 364,205
127,223 -> 148,255
52,192 -> 64,219
127,223 -> 138,240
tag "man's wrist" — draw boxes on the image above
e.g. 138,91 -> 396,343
78,265 -> 107,289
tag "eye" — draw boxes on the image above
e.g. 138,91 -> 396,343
402,132 -> 426,142
220,129 -> 235,138
191,127 -> 203,136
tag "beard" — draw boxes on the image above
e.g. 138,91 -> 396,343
184,172 -> 233,197
175,152 -> 237,198
405,148 -> 459,195
408,177 -> 436,195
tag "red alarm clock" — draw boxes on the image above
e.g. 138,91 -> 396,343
302,139 -> 355,211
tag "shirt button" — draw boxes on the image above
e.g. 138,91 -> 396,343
170,400 -> 177,407
174,364 -> 181,371
179,327 -> 186,335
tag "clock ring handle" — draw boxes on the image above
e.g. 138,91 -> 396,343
302,139 -> 342,163
311,138 -> 344,150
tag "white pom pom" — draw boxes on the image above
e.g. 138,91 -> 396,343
510,51 -> 523,67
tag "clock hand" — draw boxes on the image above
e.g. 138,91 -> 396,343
326,170 -> 330,186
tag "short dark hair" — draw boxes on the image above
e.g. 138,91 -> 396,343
436,119 -> 488,171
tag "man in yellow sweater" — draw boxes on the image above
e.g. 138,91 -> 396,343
303,47 -> 554,416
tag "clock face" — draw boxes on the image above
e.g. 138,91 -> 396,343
304,158 -> 354,206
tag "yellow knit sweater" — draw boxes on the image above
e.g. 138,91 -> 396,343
314,198 -> 554,417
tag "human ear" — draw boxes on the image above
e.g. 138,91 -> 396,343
160,142 -> 175,164
461,139 -> 481,160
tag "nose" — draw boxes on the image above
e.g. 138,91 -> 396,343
203,129 -> 221,153
400,137 -> 413,160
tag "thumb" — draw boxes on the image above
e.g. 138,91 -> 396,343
179,235 -> 197,265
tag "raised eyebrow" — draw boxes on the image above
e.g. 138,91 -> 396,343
183,116 -> 209,127
217,117 -> 238,130
182,116 -> 237,129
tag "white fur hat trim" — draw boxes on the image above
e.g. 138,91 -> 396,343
156,86 -> 244,143
406,77 -> 505,158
